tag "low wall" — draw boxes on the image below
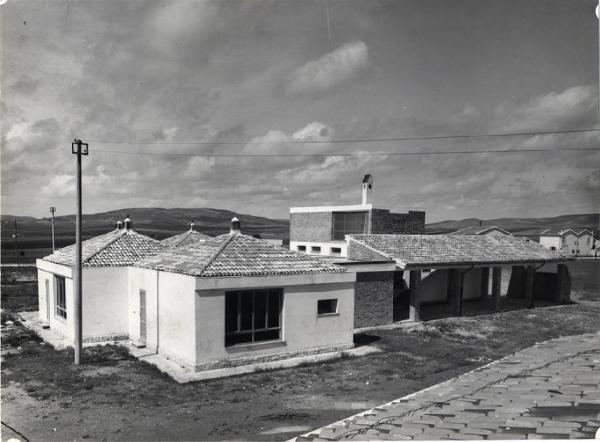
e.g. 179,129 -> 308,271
354,271 -> 394,327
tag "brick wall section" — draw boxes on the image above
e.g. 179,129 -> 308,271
290,212 -> 332,242
370,209 -> 426,234
347,239 -> 389,261
354,271 -> 394,327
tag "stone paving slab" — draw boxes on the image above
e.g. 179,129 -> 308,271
294,333 -> 600,441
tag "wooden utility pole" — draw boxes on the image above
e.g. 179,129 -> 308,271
50,207 -> 56,253
72,139 -> 88,365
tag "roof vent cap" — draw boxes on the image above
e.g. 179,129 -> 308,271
116,220 -> 123,230
190,221 -> 195,231
124,215 -> 132,231
230,217 -> 241,235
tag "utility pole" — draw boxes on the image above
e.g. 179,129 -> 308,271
72,139 -> 88,365
50,207 -> 56,253
12,219 -> 22,265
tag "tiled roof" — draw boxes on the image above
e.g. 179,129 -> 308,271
451,225 -> 510,235
161,230 -> 212,248
136,234 -> 347,277
42,229 -> 167,267
540,228 -> 593,237
347,234 -> 569,268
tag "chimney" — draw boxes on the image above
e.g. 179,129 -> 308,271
189,221 -> 195,231
362,174 -> 373,205
230,217 -> 241,235
116,220 -> 123,230
124,215 -> 132,231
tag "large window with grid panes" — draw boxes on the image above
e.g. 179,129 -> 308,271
332,211 -> 368,240
225,289 -> 282,346
55,275 -> 67,319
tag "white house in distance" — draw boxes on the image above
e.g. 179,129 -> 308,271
36,217 -> 355,374
539,228 -> 596,256
451,225 -> 511,238
36,218 -> 167,343
133,219 -> 355,372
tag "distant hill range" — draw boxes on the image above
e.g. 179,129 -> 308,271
1,208 -> 289,263
1,208 -> 598,264
426,213 -> 599,236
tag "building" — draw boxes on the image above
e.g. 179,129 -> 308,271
346,234 -> 571,322
36,217 -> 355,374
36,218 -> 167,343
290,174 -> 425,257
161,222 -> 212,248
133,219 -> 355,371
451,225 -> 511,238
539,228 -> 596,256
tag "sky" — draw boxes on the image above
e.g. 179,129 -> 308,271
2,0 -> 599,222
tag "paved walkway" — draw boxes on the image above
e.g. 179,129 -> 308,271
296,333 -> 600,440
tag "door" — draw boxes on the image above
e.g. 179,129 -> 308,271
139,290 -> 147,344
45,279 -> 50,322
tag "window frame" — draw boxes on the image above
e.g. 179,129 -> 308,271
317,298 -> 339,316
225,289 -> 283,347
332,211 -> 368,241
55,275 -> 67,320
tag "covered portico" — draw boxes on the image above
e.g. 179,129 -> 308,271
347,234 -> 571,322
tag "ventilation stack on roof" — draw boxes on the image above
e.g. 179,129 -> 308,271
116,221 -> 123,230
189,221 -> 195,231
230,217 -> 241,235
124,215 -> 132,231
362,174 -> 373,205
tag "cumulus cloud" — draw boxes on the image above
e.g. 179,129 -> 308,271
286,41 -> 369,95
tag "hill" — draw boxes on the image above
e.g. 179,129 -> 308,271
1,208 -> 290,264
426,213 -> 599,236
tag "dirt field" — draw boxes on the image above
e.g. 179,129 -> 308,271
1,260 -> 599,441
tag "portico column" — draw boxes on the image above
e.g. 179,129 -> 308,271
480,267 -> 490,301
409,270 -> 421,321
525,265 -> 535,308
491,267 -> 502,311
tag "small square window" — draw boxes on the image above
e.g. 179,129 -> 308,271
297,245 -> 306,252
311,246 -> 321,253
331,247 -> 342,255
318,299 -> 338,315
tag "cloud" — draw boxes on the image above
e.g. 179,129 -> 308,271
492,85 -> 597,132
41,174 -> 75,197
286,41 -> 369,95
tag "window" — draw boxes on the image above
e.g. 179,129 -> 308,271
550,246 -> 556,251
297,245 -> 306,252
311,246 -> 321,254
318,299 -> 338,315
331,247 -> 342,255
55,275 -> 67,319
225,289 -> 282,346
332,212 -> 368,240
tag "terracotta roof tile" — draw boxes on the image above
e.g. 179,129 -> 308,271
137,234 -> 347,277
347,234 -> 569,268
42,229 -> 167,267
161,230 -> 212,248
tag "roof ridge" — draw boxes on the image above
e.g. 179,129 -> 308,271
196,234 -> 236,277
82,229 -> 125,264
347,235 -> 395,261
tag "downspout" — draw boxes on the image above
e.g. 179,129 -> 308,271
459,266 -> 475,316
156,269 -> 160,355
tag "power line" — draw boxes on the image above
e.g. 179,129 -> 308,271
91,146 -> 600,158
86,127 -> 600,146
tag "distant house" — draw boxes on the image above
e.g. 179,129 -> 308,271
161,222 -> 212,248
36,217 -> 355,374
36,218 -> 167,343
539,228 -> 596,256
451,225 -> 511,238
132,219 -> 355,371
289,174 -> 425,258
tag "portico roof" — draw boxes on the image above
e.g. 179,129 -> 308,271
347,234 -> 570,269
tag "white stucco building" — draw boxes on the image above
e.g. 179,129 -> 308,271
36,222 -> 167,343
539,228 -> 596,256
36,218 -> 355,373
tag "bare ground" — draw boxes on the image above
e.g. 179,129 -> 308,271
1,260 -> 599,441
